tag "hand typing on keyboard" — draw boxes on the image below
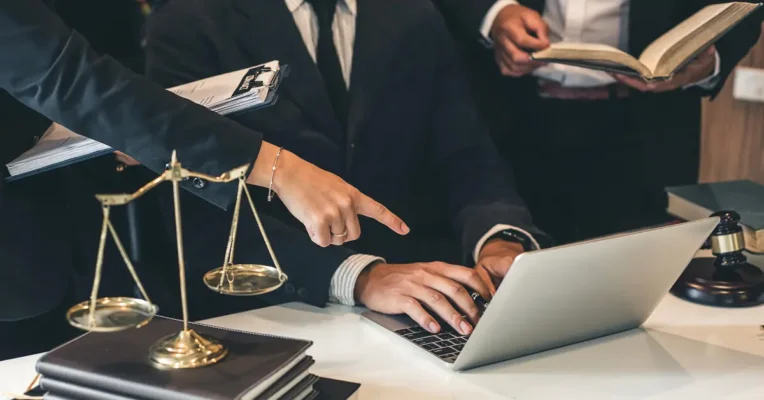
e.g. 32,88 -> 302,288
355,262 -> 493,336
475,239 -> 525,291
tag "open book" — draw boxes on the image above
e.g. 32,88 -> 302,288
5,61 -> 284,181
531,2 -> 761,81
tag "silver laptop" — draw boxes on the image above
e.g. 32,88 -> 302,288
362,218 -> 718,371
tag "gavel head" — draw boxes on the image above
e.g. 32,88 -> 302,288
709,211 -> 746,265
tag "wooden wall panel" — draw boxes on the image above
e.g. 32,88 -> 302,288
700,27 -> 764,184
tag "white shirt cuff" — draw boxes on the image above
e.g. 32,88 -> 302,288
328,254 -> 385,306
684,50 -> 721,90
479,0 -> 519,47
473,224 -> 540,263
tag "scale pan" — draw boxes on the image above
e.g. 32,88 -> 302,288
67,297 -> 158,332
204,264 -> 286,296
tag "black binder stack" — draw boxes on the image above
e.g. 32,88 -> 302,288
32,317 -> 360,400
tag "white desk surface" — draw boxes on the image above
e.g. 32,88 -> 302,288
3,251 -> 764,399
2,293 -> 763,400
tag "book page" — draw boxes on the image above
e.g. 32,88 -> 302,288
532,43 -> 650,77
638,3 -> 741,75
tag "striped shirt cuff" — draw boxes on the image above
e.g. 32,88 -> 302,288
473,224 -> 541,263
329,254 -> 385,306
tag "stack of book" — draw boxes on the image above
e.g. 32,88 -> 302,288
667,179 -> 764,253
35,317 -> 359,400
5,60 -> 285,181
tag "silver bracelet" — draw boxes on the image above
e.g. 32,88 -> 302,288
267,147 -> 284,202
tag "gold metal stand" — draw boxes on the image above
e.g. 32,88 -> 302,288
202,174 -> 287,295
66,197 -> 157,332
66,151 -> 287,369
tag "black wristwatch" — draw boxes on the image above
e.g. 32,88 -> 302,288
485,229 -> 536,251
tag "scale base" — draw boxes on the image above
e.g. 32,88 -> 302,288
670,257 -> 764,307
149,329 -> 228,369
203,264 -> 286,296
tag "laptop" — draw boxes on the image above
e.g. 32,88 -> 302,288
362,218 -> 718,371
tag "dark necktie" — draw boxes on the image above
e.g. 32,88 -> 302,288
306,0 -> 349,128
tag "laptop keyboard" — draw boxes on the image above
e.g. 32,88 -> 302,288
394,325 -> 468,364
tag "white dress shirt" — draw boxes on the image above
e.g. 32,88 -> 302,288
285,0 -> 539,306
480,0 -> 721,88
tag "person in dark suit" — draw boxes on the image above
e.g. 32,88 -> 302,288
431,0 -> 762,244
0,0 -> 407,329
145,0 -> 550,335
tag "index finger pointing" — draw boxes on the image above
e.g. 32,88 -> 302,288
356,192 -> 410,235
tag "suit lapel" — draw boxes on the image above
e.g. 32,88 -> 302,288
231,0 -> 343,137
345,0 -> 398,167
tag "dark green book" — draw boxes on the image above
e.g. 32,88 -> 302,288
666,180 -> 764,252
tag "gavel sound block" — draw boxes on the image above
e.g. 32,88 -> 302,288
670,211 -> 764,307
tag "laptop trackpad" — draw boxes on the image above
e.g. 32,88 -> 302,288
362,311 -> 417,332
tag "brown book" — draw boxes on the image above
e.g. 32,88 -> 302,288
531,2 -> 761,81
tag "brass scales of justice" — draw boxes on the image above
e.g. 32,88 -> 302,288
65,151 -> 288,369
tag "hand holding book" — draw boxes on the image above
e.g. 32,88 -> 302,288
530,2 -> 761,82
489,4 -> 549,77
611,45 -> 718,92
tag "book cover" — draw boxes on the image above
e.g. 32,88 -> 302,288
39,357 -> 316,400
666,180 -> 764,252
36,316 -> 312,400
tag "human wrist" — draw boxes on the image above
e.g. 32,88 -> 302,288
479,239 -> 524,261
247,142 -> 294,194
353,261 -> 383,304
330,255 -> 384,306
480,0 -> 518,42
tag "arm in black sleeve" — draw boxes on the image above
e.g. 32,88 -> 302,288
431,0 -> 503,41
0,0 -> 262,209
425,11 -> 551,264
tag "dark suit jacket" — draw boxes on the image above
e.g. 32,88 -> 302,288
0,0 -> 266,320
432,0 -> 762,209
145,0 -> 547,311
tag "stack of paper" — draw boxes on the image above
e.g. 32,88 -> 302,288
5,124 -> 111,178
5,60 -> 284,181
167,60 -> 281,115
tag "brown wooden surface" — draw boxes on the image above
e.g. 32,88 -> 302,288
700,27 -> 764,184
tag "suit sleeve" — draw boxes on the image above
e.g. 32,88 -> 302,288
426,12 -> 550,264
0,0 -> 262,210
678,1 -> 763,98
431,0 -> 504,40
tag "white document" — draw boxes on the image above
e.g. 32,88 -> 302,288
6,61 -> 282,180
